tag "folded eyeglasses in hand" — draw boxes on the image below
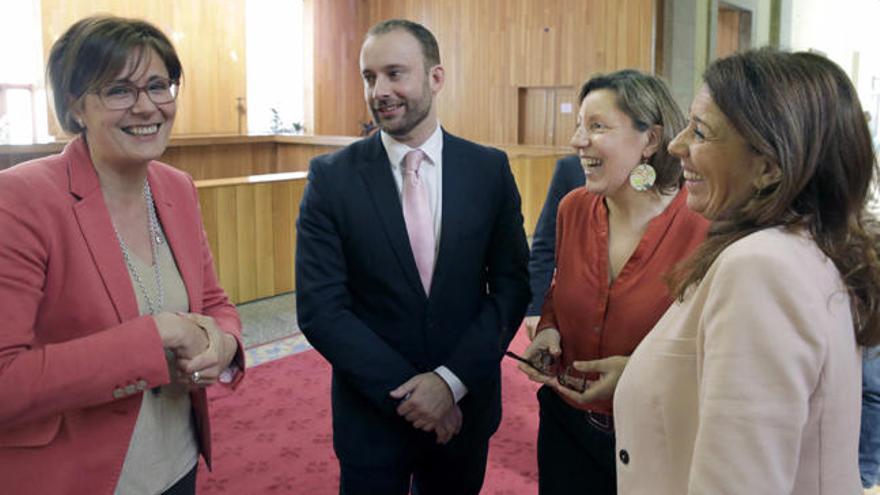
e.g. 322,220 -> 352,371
505,349 -> 589,393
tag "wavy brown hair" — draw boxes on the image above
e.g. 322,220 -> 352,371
669,49 -> 880,346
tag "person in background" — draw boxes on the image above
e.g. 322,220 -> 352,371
295,19 -> 530,495
862,111 -> 880,495
516,70 -> 708,495
613,48 -> 880,495
523,155 -> 584,339
0,16 -> 244,494
862,347 -> 880,491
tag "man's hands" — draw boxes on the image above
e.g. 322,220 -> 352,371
390,372 -> 461,444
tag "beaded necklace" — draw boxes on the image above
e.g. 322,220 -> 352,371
113,181 -> 165,315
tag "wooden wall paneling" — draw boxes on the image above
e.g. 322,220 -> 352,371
508,154 -> 564,236
318,0 -> 658,145
160,142 -> 277,180
235,185 -> 258,302
312,0 -> 369,136
717,6 -> 741,58
518,87 -> 577,147
254,183 -> 277,299
196,176 -> 306,304
288,180 -> 307,292
271,181 -> 297,294
276,144 -> 342,172
552,87 -> 577,147
654,0 -> 665,75
40,0 -> 246,138
518,88 -> 550,145
558,0 -> 594,85
215,187 -> 239,303
197,187 -> 221,292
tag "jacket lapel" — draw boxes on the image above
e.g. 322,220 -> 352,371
431,131 -> 465,295
357,134 -> 425,295
148,168 -> 201,313
67,137 -> 140,322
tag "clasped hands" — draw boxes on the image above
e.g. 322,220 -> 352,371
389,372 -> 462,445
154,312 -> 237,389
516,328 -> 628,404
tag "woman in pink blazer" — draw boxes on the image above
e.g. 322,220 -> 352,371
0,16 -> 244,494
612,50 -> 880,494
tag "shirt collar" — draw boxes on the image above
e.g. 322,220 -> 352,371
381,122 -> 443,170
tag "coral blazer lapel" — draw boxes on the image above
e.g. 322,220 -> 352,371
148,169 -> 202,313
66,138 -> 140,323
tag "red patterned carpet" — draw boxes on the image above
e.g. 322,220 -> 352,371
197,332 -> 541,494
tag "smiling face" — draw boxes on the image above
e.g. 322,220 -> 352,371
569,89 -> 654,198
668,85 -> 771,220
360,29 -> 444,146
72,47 -> 176,170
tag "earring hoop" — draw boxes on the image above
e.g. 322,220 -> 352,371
629,162 -> 656,192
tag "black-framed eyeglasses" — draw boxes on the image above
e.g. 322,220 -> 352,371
505,350 -> 589,393
96,77 -> 179,110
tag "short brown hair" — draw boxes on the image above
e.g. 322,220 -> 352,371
47,15 -> 182,134
669,48 -> 880,346
366,19 -> 441,70
577,70 -> 686,194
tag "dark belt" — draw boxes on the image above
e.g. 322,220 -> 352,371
584,411 -> 614,433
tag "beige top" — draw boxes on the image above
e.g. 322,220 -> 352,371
115,232 -> 199,494
614,227 -> 861,495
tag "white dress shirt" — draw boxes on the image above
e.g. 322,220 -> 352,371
381,124 -> 468,403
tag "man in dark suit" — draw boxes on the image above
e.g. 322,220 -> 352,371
523,155 -> 585,338
295,19 -> 530,495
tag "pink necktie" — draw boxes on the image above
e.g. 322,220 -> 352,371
402,149 -> 434,293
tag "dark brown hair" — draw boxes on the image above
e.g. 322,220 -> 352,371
47,15 -> 182,134
670,48 -> 880,346
366,19 -> 441,70
578,70 -> 686,194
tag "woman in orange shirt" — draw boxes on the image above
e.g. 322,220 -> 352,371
516,70 -> 708,495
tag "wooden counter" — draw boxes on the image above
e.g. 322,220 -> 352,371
0,134 -> 357,180
196,172 -> 307,305
1,134 -> 568,180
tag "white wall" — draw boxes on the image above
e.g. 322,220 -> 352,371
0,0 -> 50,144
787,0 -> 880,135
245,0 -> 308,135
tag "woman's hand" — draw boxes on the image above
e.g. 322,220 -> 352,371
175,313 -> 238,388
523,316 -> 540,340
153,312 -> 209,360
553,355 -> 629,404
517,327 -> 562,384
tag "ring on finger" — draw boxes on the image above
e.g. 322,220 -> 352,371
191,371 -> 201,383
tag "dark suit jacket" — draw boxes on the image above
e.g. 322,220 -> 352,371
295,130 -> 530,466
527,155 -> 585,315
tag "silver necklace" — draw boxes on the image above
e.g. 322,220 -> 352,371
114,181 -> 165,315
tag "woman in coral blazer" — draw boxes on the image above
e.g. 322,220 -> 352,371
0,16 -> 243,494
613,49 -> 880,494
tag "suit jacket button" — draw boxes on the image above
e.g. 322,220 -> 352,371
112,388 -> 125,399
124,384 -> 136,395
619,449 -> 630,465
136,379 -> 148,391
